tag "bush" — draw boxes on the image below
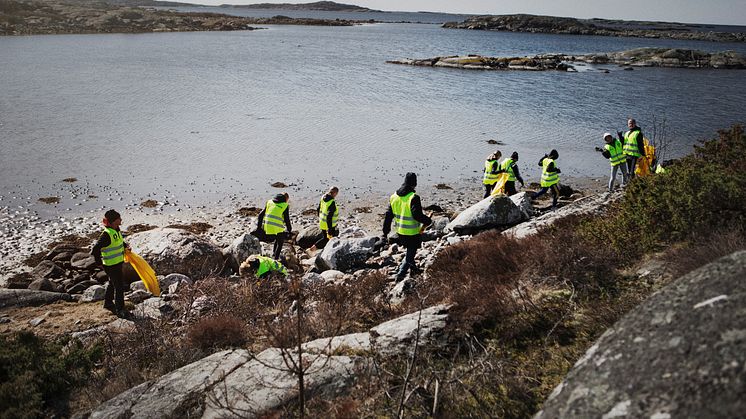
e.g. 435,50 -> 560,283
186,315 -> 247,351
0,332 -> 101,418
583,125 -> 746,257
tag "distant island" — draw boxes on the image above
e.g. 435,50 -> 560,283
0,0 -> 360,35
443,14 -> 746,43
225,1 -> 375,12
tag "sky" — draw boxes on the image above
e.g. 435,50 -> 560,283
176,0 -> 746,26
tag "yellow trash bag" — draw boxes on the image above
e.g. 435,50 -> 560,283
635,138 -> 656,177
490,173 -> 510,196
124,249 -> 160,297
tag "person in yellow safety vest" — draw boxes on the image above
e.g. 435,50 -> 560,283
597,132 -> 629,192
90,209 -> 130,317
256,193 -> 292,260
382,173 -> 433,281
531,149 -> 561,209
482,150 -> 503,198
500,151 -> 525,196
243,255 -> 288,279
310,186 -> 339,252
620,118 -> 645,179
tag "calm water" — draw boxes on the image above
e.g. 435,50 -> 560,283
1,22 -> 745,214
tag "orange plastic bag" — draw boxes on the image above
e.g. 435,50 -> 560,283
490,173 -> 510,196
124,249 -> 160,297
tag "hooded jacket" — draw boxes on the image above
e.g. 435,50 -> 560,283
256,193 -> 292,233
382,173 -> 432,237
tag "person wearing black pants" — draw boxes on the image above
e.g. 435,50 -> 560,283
255,193 -> 293,260
382,173 -> 433,281
91,209 -> 129,316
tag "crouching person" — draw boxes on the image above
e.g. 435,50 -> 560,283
240,255 -> 288,279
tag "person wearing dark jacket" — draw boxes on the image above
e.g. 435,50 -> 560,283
256,193 -> 292,260
482,150 -> 503,198
91,209 -> 129,316
596,132 -> 629,191
310,186 -> 339,252
620,118 -> 645,178
531,149 -> 561,209
500,151 -> 525,196
382,173 -> 433,281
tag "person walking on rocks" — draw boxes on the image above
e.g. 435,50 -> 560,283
501,151 -> 525,196
256,193 -> 292,260
310,186 -> 339,252
621,118 -> 645,178
382,172 -> 432,281
241,255 -> 288,279
596,132 -> 629,191
91,209 -> 128,316
482,150 -> 503,198
531,149 -> 561,209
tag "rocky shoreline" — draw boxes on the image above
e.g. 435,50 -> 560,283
443,14 -> 746,43
0,0 -> 360,36
387,48 -> 746,71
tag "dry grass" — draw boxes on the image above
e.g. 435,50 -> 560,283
186,315 -> 247,350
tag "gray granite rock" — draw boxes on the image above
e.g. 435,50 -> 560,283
81,285 -> 106,302
536,251 -> 746,419
0,289 -> 72,308
223,233 -> 262,273
126,228 -> 224,279
370,304 -> 450,355
445,194 -> 526,234
315,236 -> 379,272
70,252 -> 97,270
32,260 -> 65,279
27,277 -> 60,293
296,225 -> 324,249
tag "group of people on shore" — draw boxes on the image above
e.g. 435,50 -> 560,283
91,118 -> 648,315
482,118 -> 646,208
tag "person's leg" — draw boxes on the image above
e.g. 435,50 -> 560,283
627,156 -> 638,178
505,181 -> 517,196
609,165 -> 618,191
110,263 -> 125,312
550,185 -> 560,208
483,184 -> 493,198
620,163 -> 629,185
532,187 -> 548,199
273,234 -> 285,260
103,266 -> 116,311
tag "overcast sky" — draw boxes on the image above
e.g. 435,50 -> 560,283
180,0 -> 746,25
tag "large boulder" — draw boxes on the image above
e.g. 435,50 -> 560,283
0,289 -> 72,308
31,260 -> 65,280
445,194 -> 526,234
296,225 -> 324,249
126,228 -> 224,279
315,237 -> 378,272
81,285 -> 106,302
222,233 -> 262,273
27,278 -> 60,293
70,252 -> 97,270
536,251 -> 746,419
90,304 -> 451,419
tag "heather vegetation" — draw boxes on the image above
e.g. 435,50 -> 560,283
1,127 -> 744,418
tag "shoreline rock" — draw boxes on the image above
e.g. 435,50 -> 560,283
388,48 -> 746,71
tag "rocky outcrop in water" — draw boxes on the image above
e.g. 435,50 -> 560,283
443,14 -> 746,43
536,250 -> 746,418
388,49 -> 746,72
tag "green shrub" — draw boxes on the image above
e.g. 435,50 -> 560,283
583,125 -> 746,257
0,332 -> 101,418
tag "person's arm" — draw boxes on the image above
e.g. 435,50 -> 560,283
513,164 -> 524,185
637,130 -> 645,156
256,206 -> 266,230
538,156 -> 546,166
382,204 -> 394,237
283,207 -> 292,233
326,201 -> 336,236
90,232 -> 110,266
546,161 -> 560,173
410,195 -> 432,227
